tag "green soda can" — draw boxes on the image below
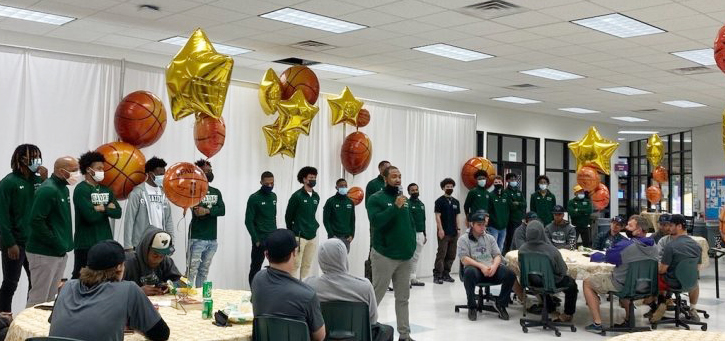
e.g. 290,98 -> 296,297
203,281 -> 212,299
202,298 -> 213,319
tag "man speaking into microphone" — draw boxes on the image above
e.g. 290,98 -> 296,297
367,165 -> 416,341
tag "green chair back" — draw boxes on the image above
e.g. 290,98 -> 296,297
674,257 -> 699,292
320,301 -> 371,341
519,252 -> 556,292
253,315 -> 311,341
617,259 -> 658,298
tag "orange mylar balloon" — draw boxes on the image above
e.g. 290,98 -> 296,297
115,91 -> 167,148
96,142 -> 146,200
347,186 -> 364,206
646,185 -> 662,204
461,157 -> 496,189
194,115 -> 226,158
715,24 -> 725,74
591,183 -> 610,211
652,166 -> 668,183
577,166 -> 600,192
163,162 -> 209,209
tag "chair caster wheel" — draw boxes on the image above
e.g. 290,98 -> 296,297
571,326 -> 576,332
522,327 -> 528,333
555,331 -> 561,337
543,325 -> 548,330
652,324 -> 658,330
704,313 -> 710,319
701,325 -> 707,331
455,307 -> 459,313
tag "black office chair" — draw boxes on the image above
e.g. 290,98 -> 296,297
601,259 -> 658,335
253,315 -> 311,341
454,261 -> 500,316
652,258 -> 708,331
320,301 -> 371,341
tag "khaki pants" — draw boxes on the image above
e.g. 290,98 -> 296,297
294,236 -> 317,280
410,232 -> 425,281
371,249 -> 412,339
26,252 -> 67,307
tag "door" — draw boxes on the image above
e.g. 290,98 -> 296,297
500,161 -> 527,194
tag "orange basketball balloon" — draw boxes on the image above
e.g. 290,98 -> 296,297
715,24 -> 725,74
461,157 -> 496,189
194,115 -> 226,158
591,183 -> 610,211
577,166 -> 600,192
163,162 -> 209,210
115,91 -> 167,148
646,185 -> 662,204
96,142 -> 146,200
356,108 -> 370,128
347,186 -> 365,206
341,132 -> 372,175
280,65 -> 320,104
652,166 -> 668,183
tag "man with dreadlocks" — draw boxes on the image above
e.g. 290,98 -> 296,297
0,144 -> 47,315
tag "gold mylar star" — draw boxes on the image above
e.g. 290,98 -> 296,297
275,90 -> 319,136
262,122 -> 300,158
327,86 -> 364,126
568,126 -> 619,175
646,134 -> 664,167
258,68 -> 281,116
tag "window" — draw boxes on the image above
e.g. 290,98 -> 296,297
482,132 -> 539,195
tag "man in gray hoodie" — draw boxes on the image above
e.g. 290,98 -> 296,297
545,205 -> 576,249
518,221 -> 578,322
123,157 -> 174,251
305,239 -> 394,341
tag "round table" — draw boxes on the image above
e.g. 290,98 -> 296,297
504,249 -> 615,280
5,289 -> 253,341
608,330 -> 725,341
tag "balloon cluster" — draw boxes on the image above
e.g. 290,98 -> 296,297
461,157 -> 496,190
569,126 -> 619,211
258,66 -> 320,157
646,134 -> 667,205
328,86 -> 373,176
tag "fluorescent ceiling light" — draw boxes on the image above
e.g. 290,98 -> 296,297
160,36 -> 252,55
572,13 -> 664,38
413,44 -> 494,62
618,130 -> 659,134
520,68 -> 584,80
558,107 -> 600,114
0,4 -> 75,25
599,86 -> 652,96
617,138 -> 626,141
260,7 -> 366,33
612,116 -> 648,122
662,100 -> 706,108
671,48 -> 715,66
491,96 -> 541,104
411,82 -> 469,92
309,63 -> 375,76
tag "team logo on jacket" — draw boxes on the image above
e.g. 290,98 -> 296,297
546,197 -> 552,201
91,193 -> 110,205
346,204 -> 352,209
149,194 -> 163,203
201,195 -> 217,206
313,199 -> 318,204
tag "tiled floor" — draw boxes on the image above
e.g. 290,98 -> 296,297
376,262 -> 725,340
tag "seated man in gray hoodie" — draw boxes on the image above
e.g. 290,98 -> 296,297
545,205 -> 576,249
305,239 -> 394,341
518,221 -> 578,322
124,229 -> 182,296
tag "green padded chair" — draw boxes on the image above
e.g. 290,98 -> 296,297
320,301 -> 371,341
454,261 -> 500,316
652,258 -> 708,331
601,259 -> 658,335
253,315 -> 311,341
518,252 -> 576,337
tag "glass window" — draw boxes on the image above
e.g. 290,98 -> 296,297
671,134 -> 681,152
527,139 -> 537,164
527,165 -> 536,199
672,153 -> 681,174
672,174 -> 682,214
683,131 -> 692,151
662,135 -> 669,154
568,149 -> 577,170
546,141 -> 563,169
684,174 -> 693,216
568,172 -> 578,200
639,156 -> 648,175
546,172 -> 564,205
684,151 -> 692,174
639,140 -> 647,155
502,136 -> 522,162
660,181 -> 669,211
630,141 -> 638,157
487,134 -> 498,162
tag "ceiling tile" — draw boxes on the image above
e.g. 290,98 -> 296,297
94,34 -> 150,48
0,18 -> 58,35
623,3 -> 700,23
338,9 -> 404,27
292,0 -> 365,17
414,10 -> 480,28
31,0 -> 98,18
377,20 -> 438,35
46,26 -> 107,42
211,0 -> 280,15
373,0 -> 444,19
486,30 -> 544,44
490,11 -> 560,29
538,1 -> 611,21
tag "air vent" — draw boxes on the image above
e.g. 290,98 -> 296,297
290,40 -> 336,52
457,0 -> 526,19
505,83 -> 540,90
668,66 -> 714,75
633,109 -> 660,113
272,57 -> 320,66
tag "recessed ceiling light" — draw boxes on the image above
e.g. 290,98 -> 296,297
413,44 -> 494,62
662,100 -> 706,108
671,48 -> 715,66
411,82 -> 469,92
160,36 -> 252,55
0,4 -> 75,25
572,13 -> 664,38
612,116 -> 649,122
599,86 -> 652,96
618,130 -> 659,134
308,63 -> 375,76
558,107 -> 600,114
520,68 -> 584,80
260,7 -> 366,33
491,96 -> 541,104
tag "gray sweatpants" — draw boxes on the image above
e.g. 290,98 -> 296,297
371,249 -> 412,339
26,252 -> 67,307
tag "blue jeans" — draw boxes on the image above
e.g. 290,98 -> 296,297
488,228 -> 506,251
187,239 -> 218,288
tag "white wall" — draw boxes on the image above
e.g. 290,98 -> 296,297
692,122 -> 725,216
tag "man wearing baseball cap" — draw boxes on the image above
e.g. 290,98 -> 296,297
511,211 -> 546,251
124,228 -> 181,296
593,216 -> 626,251
652,213 -> 673,244
49,240 -> 170,341
545,205 -> 576,249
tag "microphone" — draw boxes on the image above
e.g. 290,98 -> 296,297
397,185 -> 403,196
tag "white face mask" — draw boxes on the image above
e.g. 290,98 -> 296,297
65,170 -> 82,186
91,170 -> 105,183
28,158 -> 42,173
577,193 -> 585,199
154,175 -> 164,187
337,187 -> 348,195
539,184 -> 548,191
477,179 -> 486,187
509,181 -> 518,188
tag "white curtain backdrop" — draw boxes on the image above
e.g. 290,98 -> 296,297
0,45 -> 476,314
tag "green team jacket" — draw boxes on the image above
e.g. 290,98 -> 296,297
26,175 -> 73,257
489,190 -> 510,230
323,193 -> 355,238
409,197 -> 426,235
190,186 -> 226,240
463,186 -> 491,216
0,171 -> 43,248
530,190 -> 556,226
285,187 -> 320,240
73,181 -> 122,250
244,189 -> 277,244
364,175 -> 385,208
504,186 -> 526,225
367,189 -> 416,260
567,197 -> 592,229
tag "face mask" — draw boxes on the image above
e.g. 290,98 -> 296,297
28,158 -> 42,173
577,193 -> 585,199
337,187 -> 348,195
410,193 -> 419,200
385,184 -> 398,194
307,180 -> 316,188
65,170 -> 82,186
91,170 -> 105,183
477,179 -> 486,187
539,184 -> 548,191
205,172 -> 214,183
494,184 -> 503,190
154,175 -> 164,187
444,188 -> 453,196
509,181 -> 518,188
261,184 -> 273,193
625,229 -> 635,239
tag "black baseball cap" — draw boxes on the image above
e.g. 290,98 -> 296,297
611,215 -> 626,225
265,229 -> 298,261
469,210 -> 489,222
658,213 -> 672,224
525,211 -> 538,221
87,240 -> 125,270
670,214 -> 687,226
552,205 -> 565,214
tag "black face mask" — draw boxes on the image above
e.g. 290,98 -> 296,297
625,229 -> 635,239
494,184 -> 503,191
261,184 -> 273,193
444,189 -> 453,196
205,172 -> 214,183
385,184 -> 399,195
307,180 -> 316,188
410,193 -> 419,200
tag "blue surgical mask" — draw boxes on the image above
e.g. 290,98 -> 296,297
154,175 -> 164,187
28,158 -> 42,173
477,179 -> 486,187
509,181 -> 518,188
337,187 -> 348,195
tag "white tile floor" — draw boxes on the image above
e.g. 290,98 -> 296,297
376,261 -> 725,340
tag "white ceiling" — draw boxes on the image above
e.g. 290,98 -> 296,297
2,0 -> 725,131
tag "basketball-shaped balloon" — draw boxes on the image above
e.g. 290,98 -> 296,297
646,185 -> 662,204
356,108 -> 370,128
280,65 -> 320,104
577,166 -> 600,192
347,186 -> 365,206
115,91 -> 167,148
194,115 -> 226,158
461,157 -> 496,189
341,132 -> 372,175
163,162 -> 209,209
652,166 -> 668,183
591,183 -> 610,211
715,24 -> 725,74
96,142 -> 146,200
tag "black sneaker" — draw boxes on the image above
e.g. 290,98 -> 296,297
410,279 -> 425,287
612,320 -> 629,328
387,286 -> 394,292
434,277 -> 444,284
495,302 -> 509,320
442,275 -> 455,283
468,308 -> 477,321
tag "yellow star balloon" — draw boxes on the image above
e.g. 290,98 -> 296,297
166,28 -> 234,121
275,90 -> 319,135
328,86 -> 364,126
568,126 -> 619,175
646,134 -> 664,167
262,122 -> 300,158
258,68 -> 281,115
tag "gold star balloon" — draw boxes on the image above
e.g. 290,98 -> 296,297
165,28 -> 234,121
646,134 -> 664,167
568,126 -> 619,175
275,90 -> 319,135
328,86 -> 364,126
258,68 -> 281,115
262,121 -> 300,158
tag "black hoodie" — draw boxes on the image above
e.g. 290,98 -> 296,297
124,228 -> 182,286
518,221 -> 568,283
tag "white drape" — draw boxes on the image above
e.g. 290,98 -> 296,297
0,46 -> 476,314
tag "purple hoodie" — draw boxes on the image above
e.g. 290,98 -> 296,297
591,236 -> 657,291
